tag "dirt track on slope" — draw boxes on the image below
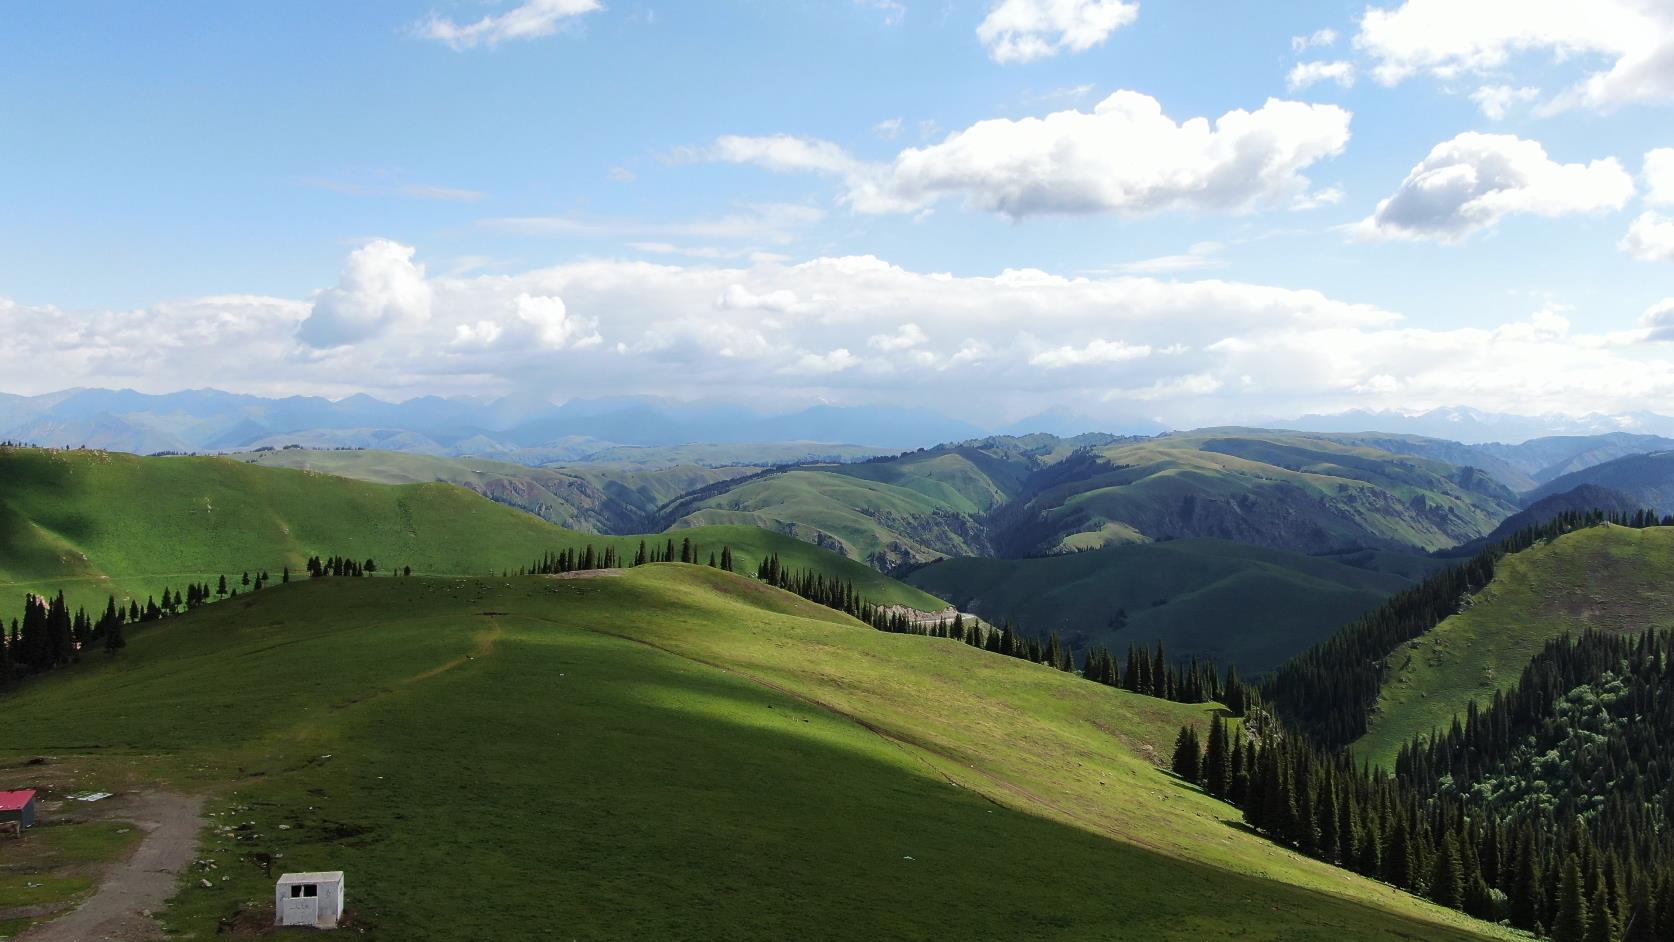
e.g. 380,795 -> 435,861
19,792 -> 205,942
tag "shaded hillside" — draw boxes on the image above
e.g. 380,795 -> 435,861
0,566 -> 1507,941
906,539 -> 1446,673
1525,450 -> 1674,512
0,447 -> 944,612
1354,524 -> 1674,768
1476,432 -> 1674,484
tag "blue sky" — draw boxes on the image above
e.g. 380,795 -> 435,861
2,0 -> 1672,426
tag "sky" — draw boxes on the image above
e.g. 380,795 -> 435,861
1,0 -> 1672,427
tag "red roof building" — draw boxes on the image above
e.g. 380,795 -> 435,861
0,790 -> 38,828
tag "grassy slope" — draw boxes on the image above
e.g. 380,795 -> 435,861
1355,524 -> 1674,768
0,566 -> 1506,942
907,539 -> 1440,673
0,447 -> 944,612
235,448 -> 748,532
667,456 -> 1009,568
1010,431 -> 1516,556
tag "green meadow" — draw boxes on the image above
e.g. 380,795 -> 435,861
0,447 -> 944,612
0,565 -> 1509,941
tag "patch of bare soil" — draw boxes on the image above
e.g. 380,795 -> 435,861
18,792 -> 205,942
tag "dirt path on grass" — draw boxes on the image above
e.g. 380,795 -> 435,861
19,792 -> 205,942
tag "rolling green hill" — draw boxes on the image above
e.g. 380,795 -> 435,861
656,441 -> 1063,569
0,565 -> 1507,941
1353,524 -> 1674,768
992,431 -> 1518,557
234,447 -> 749,532
0,447 -> 944,612
907,539 -> 1446,674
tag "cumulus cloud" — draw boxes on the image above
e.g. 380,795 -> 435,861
298,240 -> 433,348
11,240 -> 1674,423
1287,60 -> 1356,90
1356,0 -> 1674,111
416,0 -> 602,49
710,91 -> 1351,219
1355,133 -> 1635,242
1621,212 -> 1674,262
977,0 -> 1139,63
1469,85 -> 1539,120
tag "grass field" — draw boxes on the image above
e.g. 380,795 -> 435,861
0,818 -> 143,937
0,447 -> 945,613
0,565 -> 1508,941
907,539 -> 1445,673
1354,524 -> 1674,768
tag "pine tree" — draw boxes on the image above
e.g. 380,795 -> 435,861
1431,832 -> 1465,910
104,615 -> 126,655
217,574 -> 229,597
1587,880 -> 1619,942
1171,726 -> 1202,782
1555,855 -> 1591,942
1203,714 -> 1232,799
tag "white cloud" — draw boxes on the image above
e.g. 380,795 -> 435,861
15,241 -> 1674,424
298,240 -> 433,347
1292,28 -> 1338,53
1645,299 -> 1674,340
1355,132 -> 1635,242
1469,85 -> 1539,120
1646,148 -> 1674,205
1288,60 -> 1356,90
1621,212 -> 1674,261
710,91 -> 1351,219
868,323 -> 928,351
1113,241 -> 1223,274
874,118 -> 904,140
1356,0 -> 1674,111
608,166 -> 636,183
416,0 -> 603,50
976,0 -> 1139,64
1030,338 -> 1151,368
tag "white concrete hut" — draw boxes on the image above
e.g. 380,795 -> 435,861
275,871 -> 345,929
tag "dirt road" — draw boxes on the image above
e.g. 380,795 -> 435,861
19,792 -> 205,942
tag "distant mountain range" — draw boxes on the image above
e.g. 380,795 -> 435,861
11,388 -> 1674,479
0,388 -> 1013,460
1283,405 -> 1674,444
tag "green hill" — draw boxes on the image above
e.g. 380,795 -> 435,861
907,539 -> 1446,673
0,447 -> 943,612
657,442 -> 1052,569
992,431 -> 1518,557
1353,524 -> 1674,768
234,447 -> 749,532
0,565 -> 1506,941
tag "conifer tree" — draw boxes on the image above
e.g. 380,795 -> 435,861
1555,855 -> 1591,942
1171,726 -> 1202,782
1431,833 -> 1465,910
1203,715 -> 1232,798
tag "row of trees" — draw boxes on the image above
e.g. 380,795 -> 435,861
305,556 -> 375,578
1081,642 -> 1250,709
1264,511 -> 1664,748
524,540 -> 736,576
